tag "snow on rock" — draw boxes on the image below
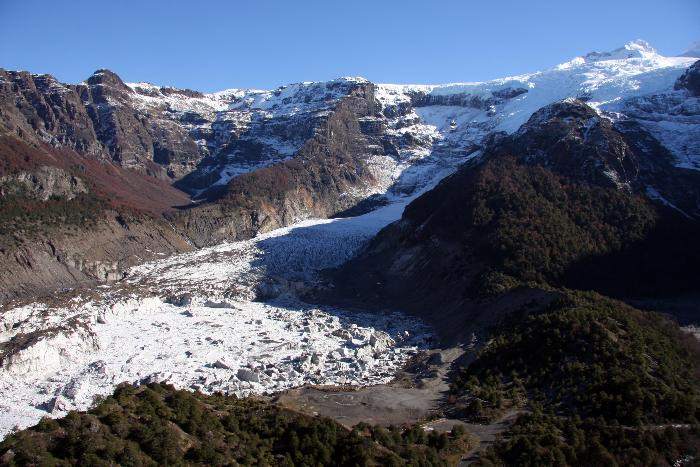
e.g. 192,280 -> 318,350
1,39 -> 697,439
372,40 -> 697,178
0,191 -> 435,440
123,41 -> 698,197
126,77 -> 373,194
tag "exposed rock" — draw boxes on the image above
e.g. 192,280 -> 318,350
164,293 -> 192,307
496,99 -> 644,189
0,70 -> 103,156
0,68 -> 209,180
674,60 -> 700,96
407,86 -> 527,110
236,368 -> 260,383
0,213 -> 192,303
172,82 -> 387,247
212,360 -> 231,370
0,165 -> 87,200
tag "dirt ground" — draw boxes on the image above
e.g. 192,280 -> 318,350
275,345 -> 520,464
276,347 -> 463,427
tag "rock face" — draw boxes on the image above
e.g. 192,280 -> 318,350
0,213 -> 193,303
674,60 -> 700,96
173,82 -> 388,246
502,99 -> 645,189
0,165 -> 87,200
77,70 -> 202,177
488,99 -> 700,216
0,68 -> 207,179
0,134 -> 195,303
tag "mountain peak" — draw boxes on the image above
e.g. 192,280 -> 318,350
680,40 -> 700,58
583,39 -> 658,62
85,69 -> 131,92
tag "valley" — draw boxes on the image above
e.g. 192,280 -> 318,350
1,38 -> 700,465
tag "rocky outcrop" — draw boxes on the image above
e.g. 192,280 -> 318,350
492,99 -> 700,217
496,99 -> 653,189
407,86 -> 528,111
0,134 -> 195,303
0,70 -> 102,155
76,70 -> 202,178
174,78 -> 375,195
674,60 -> 700,96
173,82 -> 386,246
0,213 -> 192,304
0,68 -> 208,180
0,165 -> 87,200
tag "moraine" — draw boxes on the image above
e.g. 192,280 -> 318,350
0,197 -> 435,439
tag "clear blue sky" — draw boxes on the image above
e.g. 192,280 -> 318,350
1,0 -> 698,91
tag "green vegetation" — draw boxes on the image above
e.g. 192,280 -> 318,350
0,193 -> 105,247
402,155 -> 700,299
478,411 -> 700,466
469,159 -> 656,287
448,291 -> 700,465
0,383 -> 472,466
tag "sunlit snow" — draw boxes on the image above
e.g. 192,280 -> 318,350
1,40 -> 697,439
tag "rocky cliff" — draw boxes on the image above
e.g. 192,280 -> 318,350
0,71 -> 437,301
0,134 -> 195,303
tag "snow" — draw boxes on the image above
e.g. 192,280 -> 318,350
2,39 -> 698,438
126,77 -> 373,188
680,40 -> 700,58
125,41 -> 696,186
374,40 -> 697,171
0,165 -> 448,439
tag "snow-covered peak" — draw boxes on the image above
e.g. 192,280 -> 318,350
583,39 -> 658,62
680,40 -> 700,58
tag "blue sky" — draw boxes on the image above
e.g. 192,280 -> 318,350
1,0 -> 698,91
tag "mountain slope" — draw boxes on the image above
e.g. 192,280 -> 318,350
326,97 -> 700,340
0,135 -> 194,303
0,43 -> 697,304
0,383 -> 472,466
459,291 -> 700,466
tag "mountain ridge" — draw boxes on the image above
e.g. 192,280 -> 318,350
0,40 -> 697,304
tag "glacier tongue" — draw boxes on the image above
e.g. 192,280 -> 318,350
0,192 -> 440,440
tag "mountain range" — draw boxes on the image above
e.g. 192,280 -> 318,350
1,40 -> 700,465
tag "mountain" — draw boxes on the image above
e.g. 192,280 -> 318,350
1,40 -> 700,464
680,40 -> 700,58
1,41 -> 697,304
326,94 -> 700,336
320,49 -> 700,464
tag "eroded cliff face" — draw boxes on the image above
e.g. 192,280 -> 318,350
0,68 -> 212,180
0,214 -> 193,304
173,82 -> 387,246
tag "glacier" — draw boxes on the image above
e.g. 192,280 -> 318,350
0,40 -> 697,439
